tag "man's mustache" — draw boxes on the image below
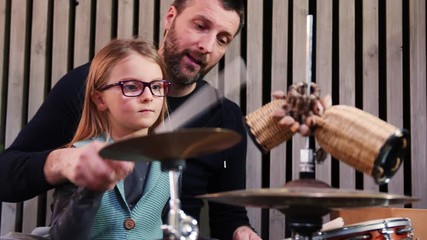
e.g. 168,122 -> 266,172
183,49 -> 208,67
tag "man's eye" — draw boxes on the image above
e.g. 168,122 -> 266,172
195,23 -> 205,30
218,37 -> 229,46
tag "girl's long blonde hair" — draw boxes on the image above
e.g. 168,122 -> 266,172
69,38 -> 169,146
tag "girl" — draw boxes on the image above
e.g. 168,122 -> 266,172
49,38 -> 171,240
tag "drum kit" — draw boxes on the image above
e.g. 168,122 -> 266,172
100,124 -> 418,239
100,15 -> 418,238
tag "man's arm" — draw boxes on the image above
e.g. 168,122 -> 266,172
208,99 -> 260,239
0,63 -> 89,202
44,142 -> 134,193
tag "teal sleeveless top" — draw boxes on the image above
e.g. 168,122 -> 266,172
75,135 -> 170,240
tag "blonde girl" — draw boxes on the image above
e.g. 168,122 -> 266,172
49,38 -> 171,240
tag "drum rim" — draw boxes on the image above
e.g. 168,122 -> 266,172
314,217 -> 412,238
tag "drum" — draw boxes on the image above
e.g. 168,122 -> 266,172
313,217 -> 413,240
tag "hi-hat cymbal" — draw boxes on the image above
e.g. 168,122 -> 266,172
198,187 -> 419,210
99,128 -> 241,162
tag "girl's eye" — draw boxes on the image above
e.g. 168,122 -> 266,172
123,83 -> 139,92
151,84 -> 160,91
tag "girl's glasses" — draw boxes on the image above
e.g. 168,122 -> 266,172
99,80 -> 171,97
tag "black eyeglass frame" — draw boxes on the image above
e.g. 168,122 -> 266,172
98,79 -> 171,97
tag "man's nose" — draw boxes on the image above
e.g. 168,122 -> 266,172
198,34 -> 216,54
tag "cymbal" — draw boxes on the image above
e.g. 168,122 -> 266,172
198,187 -> 419,210
99,128 -> 241,162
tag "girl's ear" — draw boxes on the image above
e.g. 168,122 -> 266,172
164,6 -> 177,32
91,91 -> 108,111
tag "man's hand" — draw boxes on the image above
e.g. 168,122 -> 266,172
44,141 -> 134,191
232,226 -> 262,240
272,90 -> 332,136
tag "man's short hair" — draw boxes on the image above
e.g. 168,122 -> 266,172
172,0 -> 245,36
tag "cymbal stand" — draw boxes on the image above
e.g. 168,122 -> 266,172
283,147 -> 326,240
287,125 -> 328,238
284,144 -> 331,240
286,14 -> 327,239
161,159 -> 198,240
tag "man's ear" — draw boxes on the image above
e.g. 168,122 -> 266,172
91,91 -> 108,111
164,6 -> 177,32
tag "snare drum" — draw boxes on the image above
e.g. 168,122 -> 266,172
313,217 -> 413,239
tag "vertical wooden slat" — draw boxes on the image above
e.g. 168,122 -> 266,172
21,0 -> 50,233
362,0 -> 380,192
4,0 -> 26,148
315,0 -> 333,186
223,34 -> 242,105
246,0 -> 263,234
315,0 -> 334,227
386,0 -> 405,196
0,0 -> 7,232
28,0 -> 48,119
51,0 -> 70,87
94,0 -> 112,53
138,0 -> 155,42
338,0 -> 356,189
409,0 -> 427,209
269,0 -> 289,238
74,0 -> 92,67
117,0 -> 133,38
0,0 -> 6,136
291,0 -> 309,181
1,0 -> 27,235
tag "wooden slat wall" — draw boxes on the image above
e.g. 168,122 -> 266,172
0,0 -> 426,238
315,0 -> 333,187
74,0 -> 91,67
246,0 -> 263,234
386,0 -> 405,199
0,0 -> 6,234
362,0 -> 379,192
409,0 -> 427,210
339,0 -> 357,190
2,0 -> 27,234
269,1 -> 289,238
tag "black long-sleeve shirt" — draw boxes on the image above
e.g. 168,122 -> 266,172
0,63 -> 250,239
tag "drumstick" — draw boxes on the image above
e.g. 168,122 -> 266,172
321,217 -> 345,231
155,57 -> 247,133
156,84 -> 220,133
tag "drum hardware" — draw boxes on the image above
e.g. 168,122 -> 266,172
100,128 -> 242,240
313,217 -> 414,240
198,186 -> 418,239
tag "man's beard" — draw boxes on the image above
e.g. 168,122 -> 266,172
163,23 -> 211,87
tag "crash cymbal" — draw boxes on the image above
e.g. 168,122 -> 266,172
99,128 -> 241,162
198,187 -> 419,210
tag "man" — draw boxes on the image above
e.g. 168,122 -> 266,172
0,0 -> 260,239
